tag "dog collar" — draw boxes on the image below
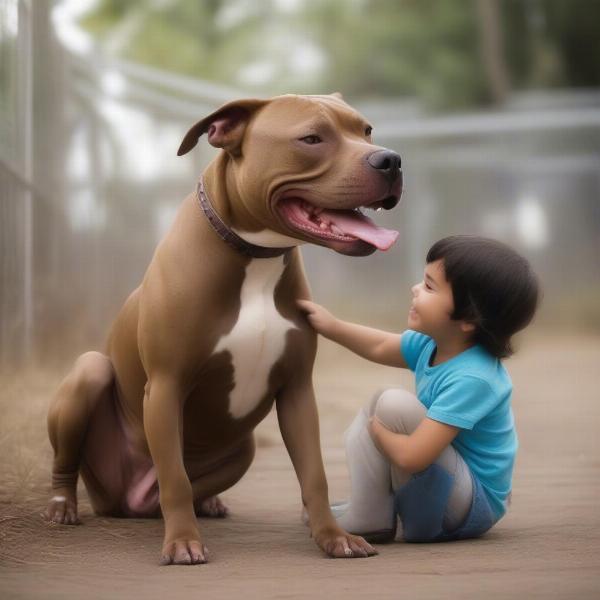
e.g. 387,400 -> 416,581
196,178 -> 293,259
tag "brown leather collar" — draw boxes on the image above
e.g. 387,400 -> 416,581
196,177 -> 293,259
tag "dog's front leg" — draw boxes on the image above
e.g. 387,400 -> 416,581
276,374 -> 377,559
143,377 -> 208,565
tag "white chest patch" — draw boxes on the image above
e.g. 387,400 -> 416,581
214,256 -> 297,419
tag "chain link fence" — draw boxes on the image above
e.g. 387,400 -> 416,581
1,0 -> 599,370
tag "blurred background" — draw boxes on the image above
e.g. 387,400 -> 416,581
1,0 -> 599,369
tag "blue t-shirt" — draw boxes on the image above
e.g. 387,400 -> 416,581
401,330 -> 517,519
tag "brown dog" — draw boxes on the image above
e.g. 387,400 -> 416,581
43,93 -> 402,565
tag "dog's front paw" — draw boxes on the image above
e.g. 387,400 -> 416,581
160,539 -> 209,566
313,525 -> 377,559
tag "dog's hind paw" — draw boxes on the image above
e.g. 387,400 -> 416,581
195,495 -> 229,518
43,494 -> 80,525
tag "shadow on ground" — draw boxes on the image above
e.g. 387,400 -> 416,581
1,335 -> 599,599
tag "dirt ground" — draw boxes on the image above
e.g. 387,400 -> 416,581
0,333 -> 599,599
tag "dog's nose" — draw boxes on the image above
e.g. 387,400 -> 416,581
367,150 -> 402,183
382,194 -> 400,210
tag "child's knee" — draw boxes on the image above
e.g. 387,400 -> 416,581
373,389 -> 425,434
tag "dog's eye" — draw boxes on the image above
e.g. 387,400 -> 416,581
365,125 -> 373,136
300,135 -> 322,145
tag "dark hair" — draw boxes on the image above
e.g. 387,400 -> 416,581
426,235 -> 540,359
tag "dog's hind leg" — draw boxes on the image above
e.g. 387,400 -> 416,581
44,351 -> 115,524
189,436 -> 255,518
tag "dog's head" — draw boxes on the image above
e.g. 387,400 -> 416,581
178,94 -> 402,256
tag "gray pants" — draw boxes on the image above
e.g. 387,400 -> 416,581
338,389 -> 473,534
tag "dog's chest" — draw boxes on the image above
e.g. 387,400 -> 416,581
214,257 -> 296,419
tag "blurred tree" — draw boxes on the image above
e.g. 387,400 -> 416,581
502,0 -> 600,90
78,0 -> 600,110
301,0 -> 489,108
548,0 -> 600,87
476,0 -> 509,104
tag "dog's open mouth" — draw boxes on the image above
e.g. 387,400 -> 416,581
277,197 -> 400,251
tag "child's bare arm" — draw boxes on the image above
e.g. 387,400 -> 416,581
297,300 -> 407,368
369,417 -> 459,473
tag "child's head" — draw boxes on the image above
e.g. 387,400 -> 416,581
425,235 -> 540,359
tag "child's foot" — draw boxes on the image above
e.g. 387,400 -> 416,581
302,500 -> 396,544
330,501 -> 349,519
301,501 -> 348,526
334,499 -> 397,543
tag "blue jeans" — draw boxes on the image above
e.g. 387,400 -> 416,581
394,462 -> 498,543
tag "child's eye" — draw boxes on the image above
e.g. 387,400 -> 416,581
425,282 -> 433,291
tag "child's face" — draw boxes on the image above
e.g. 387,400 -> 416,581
408,259 -> 460,340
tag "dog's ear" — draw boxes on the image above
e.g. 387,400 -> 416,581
177,98 -> 268,157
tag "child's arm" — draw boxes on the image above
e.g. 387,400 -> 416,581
369,417 -> 459,473
297,300 -> 407,368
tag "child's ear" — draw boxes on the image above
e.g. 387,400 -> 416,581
460,321 -> 476,334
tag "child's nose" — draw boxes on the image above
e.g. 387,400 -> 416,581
411,284 -> 419,296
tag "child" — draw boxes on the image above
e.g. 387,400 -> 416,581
298,235 -> 539,543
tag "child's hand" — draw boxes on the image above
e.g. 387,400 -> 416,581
368,416 -> 394,460
296,299 -> 338,337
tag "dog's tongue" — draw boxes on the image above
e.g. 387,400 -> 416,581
323,209 -> 399,251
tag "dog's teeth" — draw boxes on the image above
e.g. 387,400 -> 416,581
376,207 -> 382,212
319,222 -> 328,230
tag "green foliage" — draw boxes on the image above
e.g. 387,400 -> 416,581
78,0 -> 600,111
502,0 -> 600,90
543,0 -> 600,87
79,0 -> 138,36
